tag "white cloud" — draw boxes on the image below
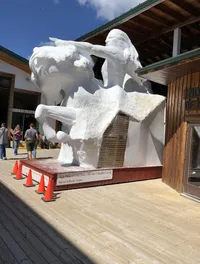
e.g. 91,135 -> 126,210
52,0 -> 60,5
77,0 -> 146,20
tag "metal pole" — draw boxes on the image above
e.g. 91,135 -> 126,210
173,28 -> 181,57
22,114 -> 25,141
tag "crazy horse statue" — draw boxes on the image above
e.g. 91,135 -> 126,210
30,29 -> 165,168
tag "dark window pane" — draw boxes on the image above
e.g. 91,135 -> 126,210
0,76 -> 11,90
0,77 -> 11,124
13,92 -> 39,110
188,126 -> 200,187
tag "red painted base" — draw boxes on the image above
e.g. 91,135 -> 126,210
20,159 -> 162,191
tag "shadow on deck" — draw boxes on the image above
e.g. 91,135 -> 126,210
0,182 -> 95,264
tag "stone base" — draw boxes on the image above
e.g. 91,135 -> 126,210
20,159 -> 162,191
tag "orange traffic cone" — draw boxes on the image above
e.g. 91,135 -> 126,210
35,174 -> 45,194
42,177 -> 55,202
23,169 -> 35,187
14,163 -> 23,180
11,161 -> 18,175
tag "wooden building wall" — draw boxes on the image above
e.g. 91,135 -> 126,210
163,70 -> 200,192
162,75 -> 188,192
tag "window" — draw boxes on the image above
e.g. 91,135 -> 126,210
13,92 -> 39,110
0,76 -> 11,124
188,126 -> 200,187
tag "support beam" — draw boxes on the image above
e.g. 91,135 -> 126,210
173,28 -> 181,57
136,16 -> 200,45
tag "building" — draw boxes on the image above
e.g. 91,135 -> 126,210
0,46 -> 41,135
77,0 -> 200,199
138,46 -> 200,200
2,0 -> 200,198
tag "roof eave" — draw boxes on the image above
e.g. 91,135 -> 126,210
137,48 -> 200,85
0,46 -> 29,65
0,45 -> 30,74
137,48 -> 200,75
76,0 -> 165,42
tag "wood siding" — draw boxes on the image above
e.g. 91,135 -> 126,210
162,75 -> 188,192
185,71 -> 200,121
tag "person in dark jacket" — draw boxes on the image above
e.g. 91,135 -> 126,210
13,124 -> 22,155
0,123 -> 8,160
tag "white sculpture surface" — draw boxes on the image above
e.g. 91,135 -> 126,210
30,29 -> 165,168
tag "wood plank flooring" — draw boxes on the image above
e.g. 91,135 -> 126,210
0,149 -> 200,263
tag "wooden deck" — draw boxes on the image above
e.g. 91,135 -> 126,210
1,149 -> 200,263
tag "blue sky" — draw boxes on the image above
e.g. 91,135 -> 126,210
0,0 -> 144,59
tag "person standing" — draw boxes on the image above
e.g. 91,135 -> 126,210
24,123 -> 38,160
13,124 -> 22,155
0,123 -> 8,160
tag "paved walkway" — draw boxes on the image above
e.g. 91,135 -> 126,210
0,149 -> 200,263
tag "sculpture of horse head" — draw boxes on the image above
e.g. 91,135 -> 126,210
29,44 -> 98,106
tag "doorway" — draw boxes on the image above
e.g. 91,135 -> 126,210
0,76 -> 11,125
183,124 -> 200,199
23,114 -> 37,134
12,112 -> 37,139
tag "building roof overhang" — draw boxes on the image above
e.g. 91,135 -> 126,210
0,46 -> 30,74
137,48 -> 200,85
77,0 -> 200,66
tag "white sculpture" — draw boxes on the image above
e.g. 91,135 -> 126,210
30,29 -> 165,168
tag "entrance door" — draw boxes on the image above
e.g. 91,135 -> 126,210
183,124 -> 200,198
12,113 -> 37,140
23,114 -> 37,133
0,76 -> 11,124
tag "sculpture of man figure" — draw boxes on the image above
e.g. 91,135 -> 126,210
50,29 -> 151,93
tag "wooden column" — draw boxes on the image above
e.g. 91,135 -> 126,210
7,75 -> 15,130
162,74 -> 187,192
